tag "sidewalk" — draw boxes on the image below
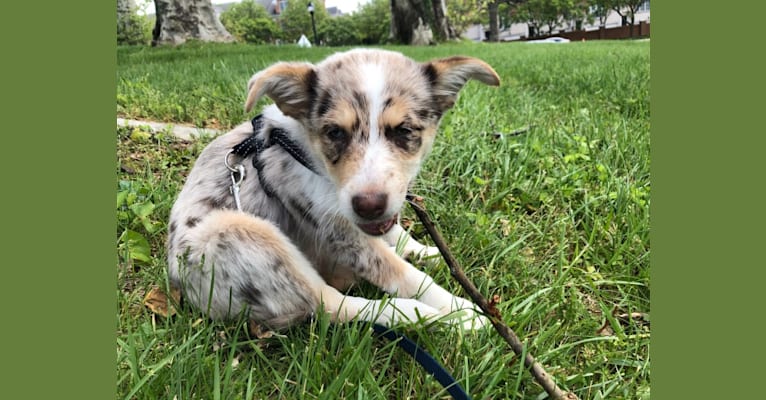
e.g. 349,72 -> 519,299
117,118 -> 221,141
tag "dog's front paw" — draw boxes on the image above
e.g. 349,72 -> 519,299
393,244 -> 440,265
458,310 -> 490,331
413,245 -> 441,264
439,298 -> 490,331
374,298 -> 442,327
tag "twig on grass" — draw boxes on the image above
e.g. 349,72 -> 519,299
407,194 -> 579,400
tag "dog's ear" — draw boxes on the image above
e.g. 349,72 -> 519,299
422,56 -> 500,113
244,62 -> 317,120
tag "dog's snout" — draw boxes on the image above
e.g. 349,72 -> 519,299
351,193 -> 388,220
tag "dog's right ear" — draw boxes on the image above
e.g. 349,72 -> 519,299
244,62 -> 317,120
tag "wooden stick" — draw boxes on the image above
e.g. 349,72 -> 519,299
407,194 -> 579,400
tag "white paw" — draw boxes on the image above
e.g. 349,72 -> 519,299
373,298 -> 442,327
413,245 -> 441,264
391,244 -> 440,265
438,298 -> 490,331
458,310 -> 490,331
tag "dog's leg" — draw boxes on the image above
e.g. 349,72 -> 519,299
169,209 -> 440,328
318,285 -> 441,327
169,209 -> 324,329
383,223 -> 440,263
356,239 -> 488,330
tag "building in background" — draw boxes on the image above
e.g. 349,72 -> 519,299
464,0 -> 650,42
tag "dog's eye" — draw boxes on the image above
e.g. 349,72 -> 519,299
322,127 -> 350,164
385,124 -> 420,152
390,125 -> 412,138
326,127 -> 348,142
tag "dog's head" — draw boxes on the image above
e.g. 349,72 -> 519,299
245,49 -> 499,236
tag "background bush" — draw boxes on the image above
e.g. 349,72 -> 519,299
318,15 -> 362,46
117,7 -> 153,45
220,0 -> 282,44
197,0 -> 390,46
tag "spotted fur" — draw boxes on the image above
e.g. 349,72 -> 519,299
168,49 -> 500,330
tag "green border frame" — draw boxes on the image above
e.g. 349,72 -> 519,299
2,1 -> 115,399
4,0 -> 765,398
653,1 -> 765,398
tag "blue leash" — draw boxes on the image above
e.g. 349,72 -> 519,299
231,119 -> 471,399
372,324 -> 471,400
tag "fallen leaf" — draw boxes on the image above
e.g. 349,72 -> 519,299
489,294 -> 502,308
143,286 -> 181,318
596,321 -> 614,337
400,217 -> 413,230
500,219 -> 511,237
596,307 -> 650,336
248,320 -> 275,339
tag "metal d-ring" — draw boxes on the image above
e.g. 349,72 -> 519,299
224,150 -> 241,173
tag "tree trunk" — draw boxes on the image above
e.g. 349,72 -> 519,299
152,0 -> 233,46
390,0 -> 454,45
487,0 -> 499,42
429,0 -> 455,41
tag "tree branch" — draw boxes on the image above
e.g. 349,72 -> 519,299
407,194 -> 579,400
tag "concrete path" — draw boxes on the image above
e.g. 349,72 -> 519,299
117,118 -> 222,141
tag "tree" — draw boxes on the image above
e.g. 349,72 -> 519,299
151,0 -> 233,46
117,0 -> 152,45
485,0 -> 527,42
220,0 -> 281,44
319,15 -> 362,45
279,0 -> 329,43
390,0 -> 456,45
559,0 -> 592,31
587,0 -> 613,28
447,0 -> 483,38
609,0 -> 645,36
355,0 -> 391,44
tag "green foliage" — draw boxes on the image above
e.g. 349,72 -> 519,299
447,0 -> 484,37
318,15 -> 362,46
220,0 -> 282,44
117,8 -> 152,45
318,0 -> 391,46
117,177 -> 162,266
279,0 -> 330,43
353,0 -> 391,44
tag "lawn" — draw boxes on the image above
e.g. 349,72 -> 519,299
117,40 -> 649,399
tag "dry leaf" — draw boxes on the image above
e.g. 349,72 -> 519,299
143,286 -> 181,318
596,307 -> 649,336
500,219 -> 511,237
596,321 -> 614,337
488,294 -> 502,308
248,320 -> 275,339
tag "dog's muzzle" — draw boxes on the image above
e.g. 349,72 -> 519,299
351,192 -> 397,235
356,214 -> 397,236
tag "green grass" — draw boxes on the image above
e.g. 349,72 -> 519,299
117,40 -> 649,399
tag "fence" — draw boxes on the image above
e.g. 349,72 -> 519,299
522,21 -> 650,41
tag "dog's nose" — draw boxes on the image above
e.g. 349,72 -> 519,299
351,193 -> 388,220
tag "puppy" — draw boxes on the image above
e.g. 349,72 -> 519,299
167,49 -> 500,330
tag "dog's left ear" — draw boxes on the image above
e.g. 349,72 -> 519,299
244,62 -> 317,120
422,56 -> 500,113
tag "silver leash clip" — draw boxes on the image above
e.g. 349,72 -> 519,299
225,151 -> 245,212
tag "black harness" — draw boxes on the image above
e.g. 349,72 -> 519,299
230,114 -> 471,400
229,115 -> 319,198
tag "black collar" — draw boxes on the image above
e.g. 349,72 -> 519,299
230,115 -> 319,197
